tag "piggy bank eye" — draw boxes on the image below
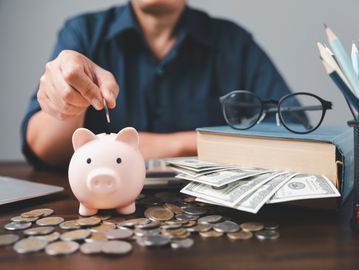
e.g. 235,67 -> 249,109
86,158 -> 91,164
116,158 -> 122,164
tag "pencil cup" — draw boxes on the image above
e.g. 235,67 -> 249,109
348,120 -> 359,231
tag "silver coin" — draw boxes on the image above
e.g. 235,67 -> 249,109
0,234 -> 20,246
102,240 -> 132,255
263,222 -> 279,231
14,238 -> 47,254
134,227 -> 160,237
255,230 -> 280,240
33,231 -> 60,242
36,216 -> 64,226
181,206 -> 207,216
60,229 -> 91,241
106,228 -> 133,240
135,221 -> 161,230
59,220 -> 81,230
213,221 -> 240,233
160,223 -> 182,230
198,215 -> 223,224
80,242 -> 104,254
118,218 -> 151,228
4,221 -> 32,231
76,217 -> 102,227
11,216 -> 38,223
143,235 -> 171,247
186,223 -> 212,233
171,238 -> 194,249
175,213 -> 199,221
24,226 -> 55,236
45,241 -> 79,255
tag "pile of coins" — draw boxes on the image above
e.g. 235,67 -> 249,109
0,192 -> 280,256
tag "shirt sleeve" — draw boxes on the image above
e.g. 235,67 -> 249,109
21,18 -> 88,169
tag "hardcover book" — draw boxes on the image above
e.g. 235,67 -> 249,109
196,123 -> 354,203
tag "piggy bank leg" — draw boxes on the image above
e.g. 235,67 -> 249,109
117,203 -> 136,215
79,203 -> 98,216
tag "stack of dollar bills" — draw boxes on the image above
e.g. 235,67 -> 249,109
164,157 -> 340,214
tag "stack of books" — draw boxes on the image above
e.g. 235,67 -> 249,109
318,25 -> 359,116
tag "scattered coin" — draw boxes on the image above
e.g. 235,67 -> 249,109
164,203 -> 183,214
199,230 -> 223,238
14,238 -> 47,253
80,242 -> 104,254
102,240 -> 132,255
106,228 -> 133,240
240,222 -> 264,232
36,217 -> 64,226
143,235 -> 171,247
21,208 -> 54,218
134,227 -> 160,237
136,221 -> 161,230
227,230 -> 253,240
171,238 -> 194,249
33,231 -> 61,242
160,223 -> 182,230
181,206 -> 207,216
186,223 -> 212,233
4,221 -> 32,231
85,232 -> 108,243
11,216 -> 38,223
213,221 -> 240,233
175,213 -> 199,221
60,229 -> 91,241
255,230 -> 280,240
93,215 -> 112,221
76,217 -> 101,226
118,218 -> 151,228
263,222 -> 279,231
45,241 -> 79,255
59,220 -> 81,230
144,207 -> 174,222
0,234 -> 20,246
198,215 -> 223,224
182,220 -> 197,228
24,226 -> 55,236
90,221 -> 116,232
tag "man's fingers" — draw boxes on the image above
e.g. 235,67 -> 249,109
60,61 -> 103,110
94,66 -> 119,109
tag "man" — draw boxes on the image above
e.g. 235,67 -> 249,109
22,0 -> 292,169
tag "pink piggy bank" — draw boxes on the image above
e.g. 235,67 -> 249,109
68,127 -> 145,216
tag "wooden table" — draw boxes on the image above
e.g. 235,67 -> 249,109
0,162 -> 358,270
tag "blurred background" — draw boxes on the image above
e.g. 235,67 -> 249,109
0,0 -> 358,161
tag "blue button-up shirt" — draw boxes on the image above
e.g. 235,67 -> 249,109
21,2 -> 292,167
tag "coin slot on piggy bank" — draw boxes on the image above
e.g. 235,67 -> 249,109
68,127 -> 145,216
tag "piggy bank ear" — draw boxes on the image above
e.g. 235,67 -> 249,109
115,127 -> 139,149
72,128 -> 97,151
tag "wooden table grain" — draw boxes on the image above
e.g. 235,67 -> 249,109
0,162 -> 358,270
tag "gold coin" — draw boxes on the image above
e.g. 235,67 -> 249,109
164,203 -> 183,214
90,221 -> 116,232
59,220 -> 81,230
240,222 -> 264,232
60,229 -> 91,241
182,220 -> 197,228
21,208 -> 54,218
199,230 -> 223,238
106,217 -> 126,225
144,207 -> 174,222
36,217 -> 64,226
161,228 -> 188,238
85,232 -> 107,243
93,215 -> 112,221
76,217 -> 101,226
227,230 -> 253,240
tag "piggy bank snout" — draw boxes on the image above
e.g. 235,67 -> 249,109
87,168 -> 118,194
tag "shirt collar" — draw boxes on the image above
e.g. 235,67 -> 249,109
106,2 -> 217,50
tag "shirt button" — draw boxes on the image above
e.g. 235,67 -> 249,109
156,67 -> 164,76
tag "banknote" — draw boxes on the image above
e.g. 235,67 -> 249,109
176,168 -> 271,187
231,172 -> 297,214
180,171 -> 285,207
164,157 -> 219,170
267,174 -> 340,204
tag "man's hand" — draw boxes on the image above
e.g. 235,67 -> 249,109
37,50 -> 119,120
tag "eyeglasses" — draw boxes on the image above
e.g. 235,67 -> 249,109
219,90 -> 332,134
